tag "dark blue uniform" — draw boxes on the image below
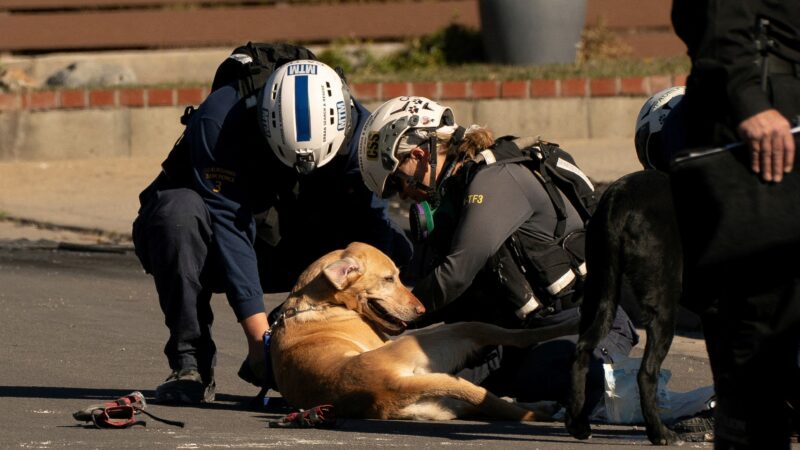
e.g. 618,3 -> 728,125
132,83 -> 411,377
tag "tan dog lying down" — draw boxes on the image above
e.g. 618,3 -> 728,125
270,242 -> 571,421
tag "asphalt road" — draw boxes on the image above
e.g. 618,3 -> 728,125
0,244 -> 717,449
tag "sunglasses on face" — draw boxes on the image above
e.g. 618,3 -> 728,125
382,169 -> 418,198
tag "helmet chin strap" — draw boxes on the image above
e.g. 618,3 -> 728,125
426,132 -> 440,207
406,125 -> 467,206
294,153 -> 316,175
426,125 -> 466,207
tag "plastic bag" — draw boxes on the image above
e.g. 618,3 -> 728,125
599,357 -> 671,424
595,356 -> 714,425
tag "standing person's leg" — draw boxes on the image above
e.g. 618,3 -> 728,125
710,272 -> 800,450
133,188 -> 217,403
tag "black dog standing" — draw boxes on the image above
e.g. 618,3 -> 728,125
565,170 -> 687,446
566,86 -> 700,446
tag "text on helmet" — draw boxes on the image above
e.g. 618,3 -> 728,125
365,132 -> 380,160
287,64 -> 318,76
336,101 -> 346,131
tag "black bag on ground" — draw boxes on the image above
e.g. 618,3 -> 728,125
669,136 -> 800,275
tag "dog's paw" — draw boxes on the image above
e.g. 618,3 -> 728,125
648,427 -> 683,446
565,413 -> 592,440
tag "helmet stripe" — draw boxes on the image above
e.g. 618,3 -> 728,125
294,75 -> 311,142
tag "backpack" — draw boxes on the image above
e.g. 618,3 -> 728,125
159,42 -> 318,187
210,42 -> 318,107
476,136 -> 596,229
466,136 -> 598,320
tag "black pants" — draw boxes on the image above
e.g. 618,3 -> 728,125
701,268 -> 800,450
680,71 -> 800,449
133,188 -> 223,378
132,187 -> 349,376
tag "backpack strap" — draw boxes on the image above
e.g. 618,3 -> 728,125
536,158 -> 571,238
180,105 -> 196,125
529,141 -> 596,224
479,136 -> 596,236
488,137 -> 572,238
239,43 -> 262,107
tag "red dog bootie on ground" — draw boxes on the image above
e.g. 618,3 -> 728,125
73,391 -> 147,425
73,391 -> 185,429
267,404 -> 337,429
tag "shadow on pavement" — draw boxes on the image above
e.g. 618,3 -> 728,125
0,385 -> 268,412
310,418 -> 646,443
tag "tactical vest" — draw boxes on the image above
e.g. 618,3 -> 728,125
464,137 -> 597,321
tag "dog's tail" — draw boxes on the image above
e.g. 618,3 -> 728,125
577,178 -> 629,348
567,174 -> 636,439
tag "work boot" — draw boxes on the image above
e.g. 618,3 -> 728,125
671,409 -> 714,443
155,368 -> 216,404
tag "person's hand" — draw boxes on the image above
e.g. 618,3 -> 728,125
737,109 -> 795,182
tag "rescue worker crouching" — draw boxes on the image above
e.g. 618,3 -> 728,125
357,96 -> 639,409
132,59 -> 412,404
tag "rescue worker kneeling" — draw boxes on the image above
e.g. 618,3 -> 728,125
358,96 -> 639,410
132,57 -> 411,405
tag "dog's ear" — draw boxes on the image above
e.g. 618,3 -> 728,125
322,257 -> 363,290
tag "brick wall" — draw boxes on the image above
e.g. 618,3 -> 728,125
0,74 -> 688,112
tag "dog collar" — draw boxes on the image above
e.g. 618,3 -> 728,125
271,305 -> 328,329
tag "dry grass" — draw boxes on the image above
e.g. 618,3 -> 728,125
577,18 -> 634,64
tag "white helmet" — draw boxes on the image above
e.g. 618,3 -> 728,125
358,96 -> 455,197
258,60 -> 353,174
634,86 -> 685,170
